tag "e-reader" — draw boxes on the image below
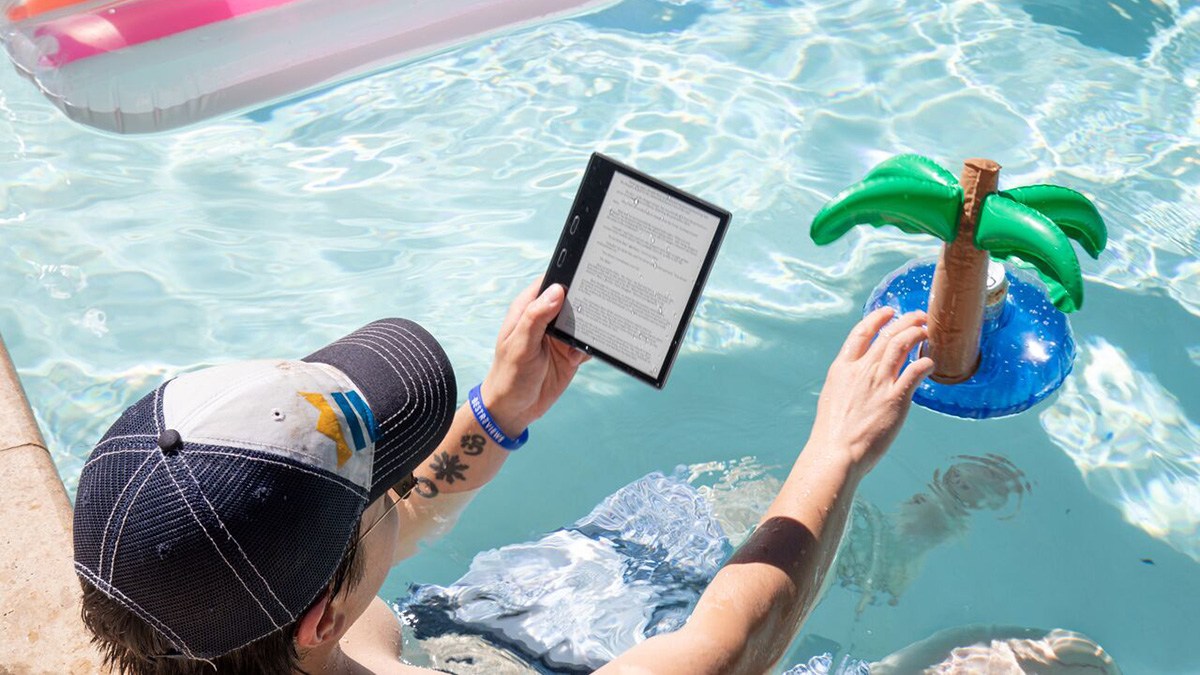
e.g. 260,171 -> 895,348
540,153 -> 731,389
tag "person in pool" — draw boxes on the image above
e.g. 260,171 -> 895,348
73,278 -> 933,675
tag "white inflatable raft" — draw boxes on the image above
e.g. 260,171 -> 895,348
0,0 -> 615,133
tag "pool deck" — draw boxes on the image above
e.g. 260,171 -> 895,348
0,334 -> 102,673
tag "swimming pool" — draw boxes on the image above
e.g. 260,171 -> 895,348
2,0 -> 1197,671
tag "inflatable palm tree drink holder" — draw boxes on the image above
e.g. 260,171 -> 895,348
811,156 -> 1107,419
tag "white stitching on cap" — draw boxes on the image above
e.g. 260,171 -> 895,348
82,447 -> 155,471
350,323 -> 443,427
76,564 -> 194,658
334,334 -> 432,456
91,434 -> 157,455
183,434 -> 317,457
153,386 -> 163,433
161,459 -> 283,631
335,324 -> 447,477
178,453 -> 294,621
349,323 -> 450,477
184,450 -> 367,499
335,355 -> 432,475
363,400 -> 435,471
364,322 -> 447,422
347,323 -> 434,415
98,452 -> 158,580
107,457 -> 164,582
336,332 -> 420,421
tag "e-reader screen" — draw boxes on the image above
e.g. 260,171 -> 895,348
542,153 -> 731,388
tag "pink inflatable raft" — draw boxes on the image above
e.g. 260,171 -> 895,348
0,0 -> 615,134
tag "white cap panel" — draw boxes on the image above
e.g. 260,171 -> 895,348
162,360 -> 375,490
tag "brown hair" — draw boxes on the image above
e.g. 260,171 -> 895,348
80,537 -> 364,675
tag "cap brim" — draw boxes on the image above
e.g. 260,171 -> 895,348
304,318 -> 456,501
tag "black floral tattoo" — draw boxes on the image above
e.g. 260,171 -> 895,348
414,477 -> 439,499
460,433 -> 486,456
430,452 -> 468,484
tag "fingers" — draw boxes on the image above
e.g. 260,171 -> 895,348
498,277 -> 546,342
847,309 -> 930,393
896,356 -> 935,397
880,324 -> 927,381
839,307 -> 895,361
565,347 -> 592,369
863,309 -> 927,365
549,332 -> 591,367
868,307 -> 926,348
568,347 -> 591,367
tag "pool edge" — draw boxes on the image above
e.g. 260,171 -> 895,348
0,333 -> 103,674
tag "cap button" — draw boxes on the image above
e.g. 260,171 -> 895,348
158,429 -> 183,455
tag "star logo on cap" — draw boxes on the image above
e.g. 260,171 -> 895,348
299,390 -> 377,466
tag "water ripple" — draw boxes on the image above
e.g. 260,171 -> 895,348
1041,338 -> 1200,563
838,453 -> 1033,612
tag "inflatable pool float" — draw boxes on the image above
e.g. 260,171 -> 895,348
810,155 -> 1107,419
0,0 -> 617,134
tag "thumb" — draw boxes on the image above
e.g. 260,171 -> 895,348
513,284 -> 565,346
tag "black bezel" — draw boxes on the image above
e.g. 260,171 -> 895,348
539,153 -> 732,389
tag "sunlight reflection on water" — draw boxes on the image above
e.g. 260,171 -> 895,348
1041,338 -> 1200,563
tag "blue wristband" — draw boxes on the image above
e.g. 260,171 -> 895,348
468,384 -> 529,451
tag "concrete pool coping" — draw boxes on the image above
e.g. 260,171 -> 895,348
0,333 -> 102,673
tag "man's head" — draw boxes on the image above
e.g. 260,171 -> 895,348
73,319 -> 456,670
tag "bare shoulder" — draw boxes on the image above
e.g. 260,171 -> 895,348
339,596 -> 437,674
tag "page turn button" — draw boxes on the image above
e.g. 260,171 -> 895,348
556,249 -> 567,267
569,215 -> 580,234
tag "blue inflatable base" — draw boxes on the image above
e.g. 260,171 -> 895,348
865,260 -> 1075,420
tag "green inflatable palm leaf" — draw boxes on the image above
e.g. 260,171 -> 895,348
864,154 -> 960,187
977,196 -> 1084,312
999,185 -> 1107,259
810,176 -> 962,245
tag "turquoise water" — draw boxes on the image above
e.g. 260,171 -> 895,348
2,0 -> 1198,671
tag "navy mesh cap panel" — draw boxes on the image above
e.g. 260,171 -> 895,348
304,318 -> 456,501
74,389 -> 165,581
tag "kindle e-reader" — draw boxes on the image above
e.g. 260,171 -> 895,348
541,153 -> 731,389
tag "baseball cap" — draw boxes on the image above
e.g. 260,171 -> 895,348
72,318 -> 456,659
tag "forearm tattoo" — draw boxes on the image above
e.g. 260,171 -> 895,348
430,451 -> 468,484
414,477 -> 439,499
415,435 -> 488,499
459,433 -> 486,456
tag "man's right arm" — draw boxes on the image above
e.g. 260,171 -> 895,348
597,307 -> 933,675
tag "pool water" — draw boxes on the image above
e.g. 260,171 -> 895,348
2,0 -> 1198,671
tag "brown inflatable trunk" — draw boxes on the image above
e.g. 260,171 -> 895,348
925,159 -> 1000,383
